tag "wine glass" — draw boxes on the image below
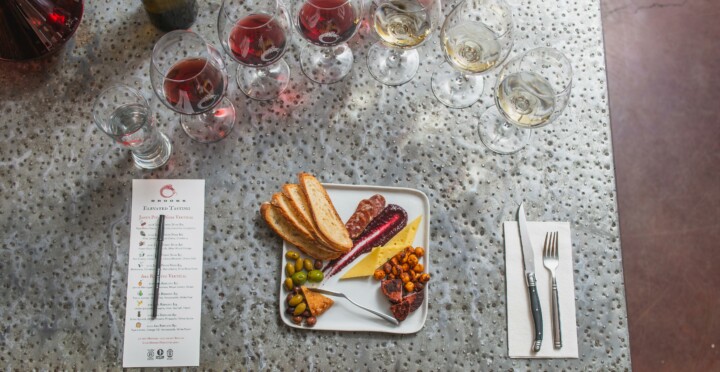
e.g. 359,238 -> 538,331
477,47 -> 573,154
367,0 -> 440,86
218,0 -> 291,100
431,0 -> 513,108
92,84 -> 172,169
150,30 -> 236,143
291,0 -> 364,84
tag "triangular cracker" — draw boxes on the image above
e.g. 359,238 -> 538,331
301,286 -> 334,317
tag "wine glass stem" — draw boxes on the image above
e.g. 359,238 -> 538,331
387,50 -> 403,68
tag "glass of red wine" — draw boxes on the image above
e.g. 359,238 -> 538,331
218,0 -> 291,101
150,30 -> 236,143
291,0 -> 364,84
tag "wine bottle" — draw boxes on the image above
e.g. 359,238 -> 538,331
142,0 -> 198,32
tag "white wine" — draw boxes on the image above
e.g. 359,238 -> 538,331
496,71 -> 555,128
374,0 -> 432,49
442,22 -> 501,73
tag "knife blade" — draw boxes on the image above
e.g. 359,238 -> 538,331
518,203 -> 543,352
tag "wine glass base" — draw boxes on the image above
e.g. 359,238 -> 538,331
367,42 -> 419,86
431,63 -> 484,108
180,97 -> 236,143
132,131 -> 173,169
237,59 -> 290,101
478,106 -> 531,155
300,44 -> 353,84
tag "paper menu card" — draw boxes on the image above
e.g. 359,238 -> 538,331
122,179 -> 205,368
504,221 -> 579,358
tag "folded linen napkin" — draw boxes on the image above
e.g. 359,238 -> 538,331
504,221 -> 579,358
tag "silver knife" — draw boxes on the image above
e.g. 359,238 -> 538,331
518,203 -> 543,352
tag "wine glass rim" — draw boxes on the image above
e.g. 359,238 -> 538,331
380,0 -> 436,13
302,0 -> 353,10
92,84 -> 149,132
151,30 -> 214,82
221,0 -> 283,28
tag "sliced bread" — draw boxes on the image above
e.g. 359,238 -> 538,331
298,173 -> 353,252
260,203 -> 342,260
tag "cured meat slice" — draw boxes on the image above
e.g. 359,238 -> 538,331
390,300 -> 410,321
380,279 -> 403,304
389,290 -> 425,322
345,194 -> 386,238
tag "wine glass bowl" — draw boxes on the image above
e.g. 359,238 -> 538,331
431,0 -> 513,108
218,0 -> 291,100
478,47 -> 573,154
291,0 -> 363,84
150,30 -> 236,143
367,0 -> 440,86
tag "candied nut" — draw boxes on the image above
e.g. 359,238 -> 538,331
390,257 -> 399,266
383,262 -> 392,274
419,273 -> 431,283
414,247 -> 425,257
373,269 -> 386,280
407,254 -> 419,267
413,264 -> 424,272
404,281 -> 415,292
409,270 -> 416,278
400,272 -> 410,283
415,282 -> 424,291
405,246 -> 414,254
401,254 -> 409,264
388,273 -> 396,280
401,263 -> 410,272
391,266 -> 398,276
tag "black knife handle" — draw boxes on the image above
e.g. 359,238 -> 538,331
526,272 -> 543,352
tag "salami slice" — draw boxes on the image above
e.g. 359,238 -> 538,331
380,279 -> 403,304
390,300 -> 410,321
345,194 -> 386,238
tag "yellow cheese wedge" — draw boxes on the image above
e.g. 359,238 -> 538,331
341,216 -> 422,279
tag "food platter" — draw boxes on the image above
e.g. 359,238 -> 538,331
277,183 -> 431,333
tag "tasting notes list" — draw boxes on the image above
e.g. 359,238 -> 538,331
122,179 -> 205,368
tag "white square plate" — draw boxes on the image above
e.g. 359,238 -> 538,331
278,183 -> 431,333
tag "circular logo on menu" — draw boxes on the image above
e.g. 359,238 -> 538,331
160,184 -> 176,198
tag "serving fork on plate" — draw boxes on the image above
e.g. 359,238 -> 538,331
308,288 -> 399,325
543,231 -> 562,349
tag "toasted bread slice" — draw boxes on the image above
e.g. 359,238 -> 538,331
300,286 -> 334,317
298,173 -> 353,252
283,184 -> 340,251
260,203 -> 341,260
271,192 -> 313,239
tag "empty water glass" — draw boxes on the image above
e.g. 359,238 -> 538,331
92,84 -> 173,169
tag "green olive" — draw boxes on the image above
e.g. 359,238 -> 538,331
307,270 -> 324,282
284,278 -> 294,291
303,259 -> 314,271
288,294 -> 304,307
285,263 -> 295,276
295,258 -> 304,273
293,302 -> 307,316
285,251 -> 300,260
291,271 -> 307,286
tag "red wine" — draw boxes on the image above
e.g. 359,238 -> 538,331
229,14 -> 287,67
298,0 -> 358,46
163,58 -> 225,114
0,0 -> 84,61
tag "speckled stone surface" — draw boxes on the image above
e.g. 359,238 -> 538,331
0,0 -> 630,370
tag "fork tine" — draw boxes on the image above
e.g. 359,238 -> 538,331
543,232 -> 550,257
553,231 -> 559,258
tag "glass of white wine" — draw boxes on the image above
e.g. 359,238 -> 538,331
431,0 -> 513,108
478,47 -> 573,154
367,0 -> 441,86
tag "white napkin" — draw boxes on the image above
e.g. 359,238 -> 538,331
504,221 -> 579,358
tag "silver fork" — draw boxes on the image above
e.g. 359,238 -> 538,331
543,231 -> 562,349
308,288 -> 399,325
